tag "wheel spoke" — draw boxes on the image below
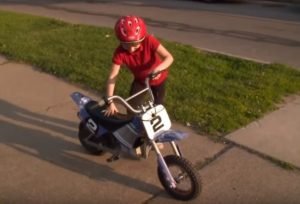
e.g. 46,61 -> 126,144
174,172 -> 187,183
169,165 -> 192,191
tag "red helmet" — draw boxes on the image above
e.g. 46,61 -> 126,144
114,15 -> 147,43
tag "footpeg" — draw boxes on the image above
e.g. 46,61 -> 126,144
106,155 -> 119,162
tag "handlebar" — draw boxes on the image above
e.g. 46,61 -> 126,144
99,70 -> 163,113
106,95 -> 144,114
98,89 -> 148,114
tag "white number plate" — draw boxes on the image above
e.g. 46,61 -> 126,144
141,105 -> 171,140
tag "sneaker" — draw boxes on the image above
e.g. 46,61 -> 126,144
135,147 -> 142,156
142,143 -> 152,159
140,142 -> 165,159
156,142 -> 164,150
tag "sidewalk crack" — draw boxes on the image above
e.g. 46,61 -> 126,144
45,101 -> 73,112
195,144 -> 234,170
227,140 -> 300,171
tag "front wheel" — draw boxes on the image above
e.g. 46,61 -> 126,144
157,155 -> 201,201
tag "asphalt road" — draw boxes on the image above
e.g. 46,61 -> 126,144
0,0 -> 300,68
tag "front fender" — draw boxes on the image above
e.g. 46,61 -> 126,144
155,130 -> 188,143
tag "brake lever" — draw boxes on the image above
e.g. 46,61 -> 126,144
149,70 -> 163,80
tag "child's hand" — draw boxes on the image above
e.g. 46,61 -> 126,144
105,102 -> 119,116
150,69 -> 162,80
153,73 -> 161,80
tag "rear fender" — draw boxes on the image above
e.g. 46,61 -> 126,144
70,92 -> 91,108
70,92 -> 92,121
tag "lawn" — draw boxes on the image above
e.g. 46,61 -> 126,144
1,10 -> 300,138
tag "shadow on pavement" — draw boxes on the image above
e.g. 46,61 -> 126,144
0,99 -> 161,194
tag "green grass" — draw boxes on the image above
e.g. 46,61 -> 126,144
1,10 -> 300,138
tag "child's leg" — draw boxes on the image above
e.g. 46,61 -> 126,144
151,80 -> 166,105
128,81 -> 147,109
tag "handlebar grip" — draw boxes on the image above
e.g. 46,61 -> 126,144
98,99 -> 106,107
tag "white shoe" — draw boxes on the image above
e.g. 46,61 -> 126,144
134,147 -> 142,157
141,142 -> 164,158
156,142 -> 164,150
142,143 -> 152,158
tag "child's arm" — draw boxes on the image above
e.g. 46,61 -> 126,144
105,63 -> 121,116
153,44 -> 174,74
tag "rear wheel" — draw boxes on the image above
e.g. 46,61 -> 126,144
157,155 -> 201,200
78,122 -> 104,155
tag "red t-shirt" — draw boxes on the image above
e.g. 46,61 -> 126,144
112,35 -> 168,86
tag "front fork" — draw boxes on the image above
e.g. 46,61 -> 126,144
152,141 -> 181,188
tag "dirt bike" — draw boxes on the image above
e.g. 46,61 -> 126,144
70,74 -> 201,201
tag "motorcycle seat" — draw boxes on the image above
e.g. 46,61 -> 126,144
85,100 -> 132,131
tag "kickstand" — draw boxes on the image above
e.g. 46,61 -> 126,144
106,154 -> 120,163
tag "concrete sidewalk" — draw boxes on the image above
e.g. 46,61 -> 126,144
226,95 -> 300,169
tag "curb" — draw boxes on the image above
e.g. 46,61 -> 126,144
197,47 -> 271,65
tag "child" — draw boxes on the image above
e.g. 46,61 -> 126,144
105,15 -> 174,116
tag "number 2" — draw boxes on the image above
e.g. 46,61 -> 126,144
150,115 -> 164,132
